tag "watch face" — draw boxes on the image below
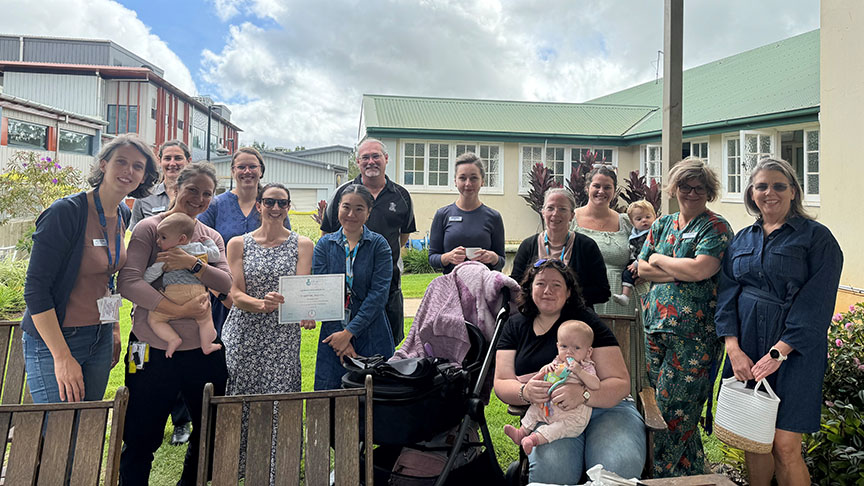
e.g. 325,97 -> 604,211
770,348 -> 780,359
583,390 -> 591,400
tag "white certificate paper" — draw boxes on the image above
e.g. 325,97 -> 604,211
278,274 -> 345,323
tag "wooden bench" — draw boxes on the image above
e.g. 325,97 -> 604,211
0,386 -> 129,485
0,320 -> 29,405
197,375 -> 373,486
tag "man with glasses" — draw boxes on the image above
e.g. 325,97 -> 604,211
320,138 -> 416,344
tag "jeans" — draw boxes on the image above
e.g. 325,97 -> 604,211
528,399 -> 646,483
22,323 -> 114,403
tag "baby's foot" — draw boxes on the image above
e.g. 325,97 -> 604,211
165,338 -> 182,358
612,293 -> 630,306
504,424 -> 527,447
521,434 -> 542,455
201,342 -> 222,355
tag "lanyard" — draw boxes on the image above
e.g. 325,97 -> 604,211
343,233 -> 361,295
93,188 -> 123,292
544,231 -> 570,261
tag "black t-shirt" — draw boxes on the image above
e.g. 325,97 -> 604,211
497,310 -> 618,376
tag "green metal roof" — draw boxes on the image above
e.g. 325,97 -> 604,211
589,29 -> 820,135
362,29 -> 819,141
362,95 -> 657,137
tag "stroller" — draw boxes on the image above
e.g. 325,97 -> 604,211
342,262 -> 521,486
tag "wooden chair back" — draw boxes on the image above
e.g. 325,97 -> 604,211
197,375 -> 374,486
0,386 -> 129,485
0,320 -> 30,404
598,314 -> 646,399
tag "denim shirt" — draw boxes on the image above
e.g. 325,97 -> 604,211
312,226 -> 393,337
715,216 -> 843,356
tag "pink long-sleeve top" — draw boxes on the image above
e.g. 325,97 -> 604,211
118,214 -> 232,351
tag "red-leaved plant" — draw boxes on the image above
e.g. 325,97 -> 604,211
620,170 -> 662,216
522,163 -> 560,227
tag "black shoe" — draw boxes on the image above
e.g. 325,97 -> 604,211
170,422 -> 192,445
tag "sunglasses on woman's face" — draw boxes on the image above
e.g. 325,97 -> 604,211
261,198 -> 290,208
753,183 -> 789,193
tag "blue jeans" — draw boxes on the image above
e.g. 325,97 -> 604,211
22,323 -> 114,403
528,399 -> 646,483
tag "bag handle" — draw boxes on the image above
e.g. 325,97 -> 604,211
721,376 -> 780,401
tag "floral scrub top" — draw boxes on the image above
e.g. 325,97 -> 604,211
638,210 -> 733,338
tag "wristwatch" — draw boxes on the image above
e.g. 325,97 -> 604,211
769,347 -> 787,362
190,258 -> 204,274
582,390 -> 591,403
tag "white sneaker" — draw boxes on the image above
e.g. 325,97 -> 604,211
612,294 -> 630,306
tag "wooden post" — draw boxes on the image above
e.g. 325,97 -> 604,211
661,0 -> 683,215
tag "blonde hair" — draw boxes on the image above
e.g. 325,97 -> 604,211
626,200 -> 656,220
666,157 -> 721,201
157,212 -> 196,238
558,320 -> 594,346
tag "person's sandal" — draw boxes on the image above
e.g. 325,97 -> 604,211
170,422 -> 192,445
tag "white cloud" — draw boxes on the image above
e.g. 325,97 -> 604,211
199,0 -> 818,148
0,0 -> 197,95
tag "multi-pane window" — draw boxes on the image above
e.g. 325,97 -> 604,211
804,129 -> 819,197
726,138 -> 741,194
520,145 -> 617,192
428,143 -> 449,187
689,141 -> 708,159
521,145 -> 543,189
7,119 -> 47,149
405,141 -> 503,190
59,130 -> 93,154
403,142 -> 425,186
192,127 -> 206,150
107,105 -> 139,134
546,147 -> 566,185
742,132 -> 772,174
645,145 -> 662,186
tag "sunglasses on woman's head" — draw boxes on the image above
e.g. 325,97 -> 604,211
261,198 -> 290,208
534,258 -> 567,269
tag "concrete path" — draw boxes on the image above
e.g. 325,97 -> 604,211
404,298 -> 421,318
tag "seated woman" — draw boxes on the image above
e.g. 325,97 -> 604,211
312,184 -> 395,390
494,259 -> 646,483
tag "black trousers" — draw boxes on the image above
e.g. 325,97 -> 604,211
386,287 -> 405,345
119,336 -> 228,486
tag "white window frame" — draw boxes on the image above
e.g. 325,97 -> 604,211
740,129 -> 776,176
722,135 -> 743,199
519,144 -> 618,194
641,144 -> 662,187
686,139 -> 709,160
454,142 -> 504,194
401,140 -> 504,193
802,128 -> 820,203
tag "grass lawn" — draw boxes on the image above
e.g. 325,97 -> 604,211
401,273 -> 437,299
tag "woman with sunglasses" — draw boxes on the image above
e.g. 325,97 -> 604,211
198,147 -> 292,335
312,184 -> 395,390
494,259 -> 645,482
221,183 -> 315,482
715,159 -> 842,485
636,157 -> 733,477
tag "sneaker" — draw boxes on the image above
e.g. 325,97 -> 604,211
612,294 -> 630,306
170,422 -> 192,445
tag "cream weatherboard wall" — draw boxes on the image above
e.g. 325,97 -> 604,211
820,1 -> 864,309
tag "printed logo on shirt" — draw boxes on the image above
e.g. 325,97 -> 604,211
389,202 -> 397,212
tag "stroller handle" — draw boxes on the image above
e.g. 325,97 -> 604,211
471,287 -> 511,398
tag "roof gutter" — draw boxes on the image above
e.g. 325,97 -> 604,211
364,128 -> 630,145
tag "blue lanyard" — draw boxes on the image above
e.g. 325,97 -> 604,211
343,233 -> 361,293
93,188 -> 123,292
544,231 -> 570,261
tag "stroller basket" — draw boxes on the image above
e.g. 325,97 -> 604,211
341,356 -> 470,445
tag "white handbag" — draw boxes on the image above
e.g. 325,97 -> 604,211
714,377 -> 781,453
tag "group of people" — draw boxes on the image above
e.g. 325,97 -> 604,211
21,129 -> 843,486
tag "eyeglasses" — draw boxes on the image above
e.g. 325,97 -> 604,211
753,183 -> 789,193
261,198 -> 290,208
234,164 -> 260,172
534,258 -> 567,269
678,183 -> 707,195
359,153 -> 384,162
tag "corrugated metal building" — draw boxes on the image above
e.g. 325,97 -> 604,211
210,146 -> 351,211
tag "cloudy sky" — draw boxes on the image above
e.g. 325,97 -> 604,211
0,0 -> 819,149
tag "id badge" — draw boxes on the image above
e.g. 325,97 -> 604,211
343,307 -> 352,328
97,293 -> 122,323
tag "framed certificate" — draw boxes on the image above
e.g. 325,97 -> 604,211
278,274 -> 345,323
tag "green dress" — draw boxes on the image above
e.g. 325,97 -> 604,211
574,212 -> 634,316
637,210 -> 733,477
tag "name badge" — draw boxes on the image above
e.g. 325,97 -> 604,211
151,205 -> 166,213
93,238 -> 108,247
681,232 -> 698,239
448,216 -> 463,222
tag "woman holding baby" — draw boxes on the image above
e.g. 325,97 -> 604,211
428,152 -> 505,274
118,162 -> 232,485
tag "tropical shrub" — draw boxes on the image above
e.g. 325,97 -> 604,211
620,170 -> 662,216
0,151 -> 84,224
802,303 -> 864,485
403,248 -> 434,274
521,163 -> 559,227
